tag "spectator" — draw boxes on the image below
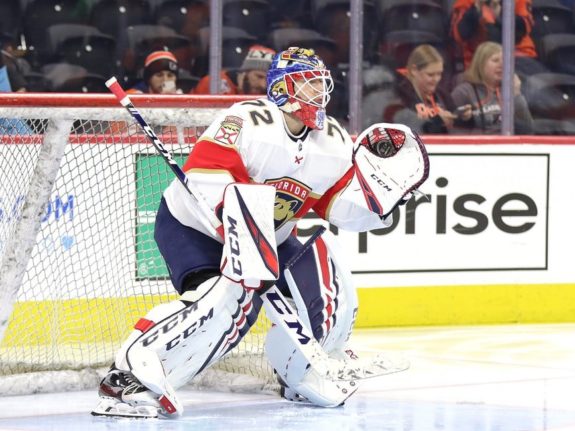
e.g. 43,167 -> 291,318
450,0 -> 545,76
384,44 -> 472,134
129,50 -> 181,95
451,41 -> 534,134
193,45 -> 275,95
0,33 -> 28,92
0,33 -> 32,135
108,50 -> 182,135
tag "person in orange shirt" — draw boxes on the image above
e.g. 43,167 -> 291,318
193,45 -> 275,95
450,0 -> 546,76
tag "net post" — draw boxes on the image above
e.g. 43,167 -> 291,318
0,119 -> 74,342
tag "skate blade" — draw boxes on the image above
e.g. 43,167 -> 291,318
91,399 -> 158,419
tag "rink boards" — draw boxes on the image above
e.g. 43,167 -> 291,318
350,137 -> 575,326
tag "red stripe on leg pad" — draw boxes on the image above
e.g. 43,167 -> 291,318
315,237 -> 332,292
134,318 -> 156,333
326,302 -> 333,318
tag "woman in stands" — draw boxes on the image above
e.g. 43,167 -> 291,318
451,41 -> 534,134
384,44 -> 472,134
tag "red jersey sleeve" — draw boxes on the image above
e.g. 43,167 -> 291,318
313,166 -> 354,220
183,139 -> 251,184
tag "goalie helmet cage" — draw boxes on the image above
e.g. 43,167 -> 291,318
0,93 -> 277,396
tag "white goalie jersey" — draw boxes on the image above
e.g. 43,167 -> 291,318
163,98 -> 395,245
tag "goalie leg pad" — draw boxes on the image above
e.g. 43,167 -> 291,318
116,276 -> 261,391
286,229 -> 358,353
265,230 -> 360,407
266,325 -> 359,407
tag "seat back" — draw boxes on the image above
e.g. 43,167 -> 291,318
268,28 -> 337,66
532,0 -> 574,39
0,0 -> 21,39
47,24 -> 105,56
90,0 -> 152,38
223,0 -> 271,40
155,0 -> 209,36
23,0 -> 88,62
56,73 -> 108,93
313,0 -> 379,63
194,26 -> 256,74
524,72 -> 575,120
532,118 -> 575,135
45,24 -> 117,76
378,0 -> 447,39
379,29 -> 445,69
540,33 -> 575,75
60,35 -> 117,77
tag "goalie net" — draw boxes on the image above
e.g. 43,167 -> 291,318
0,93 -> 276,396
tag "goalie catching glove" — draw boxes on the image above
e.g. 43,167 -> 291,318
353,123 -> 429,218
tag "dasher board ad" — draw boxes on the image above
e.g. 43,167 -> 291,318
299,151 -> 549,273
2,142 -> 566,299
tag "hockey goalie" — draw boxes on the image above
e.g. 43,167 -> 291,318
92,47 -> 429,418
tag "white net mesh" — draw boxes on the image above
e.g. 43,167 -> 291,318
0,95 -> 275,396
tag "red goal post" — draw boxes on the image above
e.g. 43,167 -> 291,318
0,93 -> 276,396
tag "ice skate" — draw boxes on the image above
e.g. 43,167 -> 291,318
91,366 -> 161,419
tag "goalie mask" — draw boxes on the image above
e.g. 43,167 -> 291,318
267,47 -> 334,130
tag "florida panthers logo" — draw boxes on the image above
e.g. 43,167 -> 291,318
266,177 -> 311,229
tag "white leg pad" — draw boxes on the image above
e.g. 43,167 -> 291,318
115,301 -> 187,372
265,230 -> 361,407
317,231 -> 358,352
265,325 -> 359,407
128,345 -> 183,416
115,276 -> 259,391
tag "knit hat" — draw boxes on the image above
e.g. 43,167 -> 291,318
240,45 -> 275,72
143,51 -> 178,82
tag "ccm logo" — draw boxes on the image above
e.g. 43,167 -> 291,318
141,303 -> 211,349
227,216 -> 242,276
165,308 -> 214,351
141,124 -> 173,160
265,291 -> 311,345
370,173 -> 392,192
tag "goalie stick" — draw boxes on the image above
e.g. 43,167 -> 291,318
105,77 -> 407,382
